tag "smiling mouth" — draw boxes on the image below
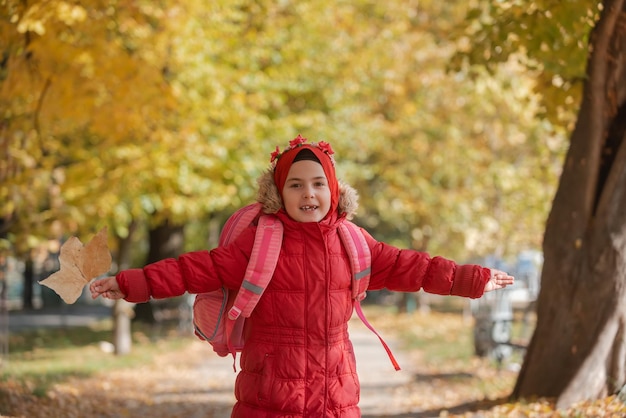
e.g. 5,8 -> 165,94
300,205 -> 318,212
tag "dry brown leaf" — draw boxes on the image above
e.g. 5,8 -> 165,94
39,227 -> 112,304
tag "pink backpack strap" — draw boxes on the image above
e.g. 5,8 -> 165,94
228,215 -> 283,321
338,222 -> 371,300
225,312 -> 244,372
354,302 -> 401,371
219,203 -> 264,246
338,222 -> 401,371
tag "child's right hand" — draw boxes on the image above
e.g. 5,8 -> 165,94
90,276 -> 126,300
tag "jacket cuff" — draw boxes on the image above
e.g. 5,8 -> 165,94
450,265 -> 490,299
117,269 -> 151,303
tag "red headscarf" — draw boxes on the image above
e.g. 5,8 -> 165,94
272,136 -> 339,219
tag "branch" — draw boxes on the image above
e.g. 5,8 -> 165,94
33,76 -> 52,154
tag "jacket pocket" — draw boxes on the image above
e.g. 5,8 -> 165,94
347,343 -> 360,398
258,352 -> 275,402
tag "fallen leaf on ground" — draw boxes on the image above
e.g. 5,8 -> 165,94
39,227 -> 112,304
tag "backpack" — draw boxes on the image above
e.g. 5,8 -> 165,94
192,202 -> 400,372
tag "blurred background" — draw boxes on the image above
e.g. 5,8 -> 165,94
1,0 -> 574,311
4,1 -> 622,417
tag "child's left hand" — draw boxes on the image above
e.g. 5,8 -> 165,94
484,269 -> 515,292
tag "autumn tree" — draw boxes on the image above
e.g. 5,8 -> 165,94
455,0 -> 625,408
2,0 -> 563,302
516,0 -> 626,406
2,0 -> 558,265
1,0 -> 579,369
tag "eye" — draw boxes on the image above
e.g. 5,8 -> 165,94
315,181 -> 327,187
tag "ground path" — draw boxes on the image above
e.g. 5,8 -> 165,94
3,306 -> 516,418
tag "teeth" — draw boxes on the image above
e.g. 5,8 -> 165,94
301,206 -> 317,210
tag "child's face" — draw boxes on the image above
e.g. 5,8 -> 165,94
282,160 -> 332,222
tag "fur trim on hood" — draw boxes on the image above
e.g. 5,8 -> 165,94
256,170 -> 359,220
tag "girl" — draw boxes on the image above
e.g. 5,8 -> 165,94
91,135 -> 514,418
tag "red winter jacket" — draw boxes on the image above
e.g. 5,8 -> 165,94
116,175 -> 490,418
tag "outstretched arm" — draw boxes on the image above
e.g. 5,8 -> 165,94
483,269 -> 515,292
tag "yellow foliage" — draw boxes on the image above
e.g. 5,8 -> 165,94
1,0 -> 566,261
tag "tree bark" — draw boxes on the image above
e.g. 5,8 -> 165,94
133,218 -> 184,323
22,256 -> 34,310
112,221 -> 137,355
513,0 -> 626,408
146,219 -> 185,264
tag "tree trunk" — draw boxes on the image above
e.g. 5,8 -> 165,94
22,256 -> 34,310
113,299 -> 134,355
112,221 -> 137,355
0,254 -> 7,362
146,219 -> 185,264
133,218 -> 184,323
513,0 -> 626,408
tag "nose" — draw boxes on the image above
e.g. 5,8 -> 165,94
302,185 -> 314,198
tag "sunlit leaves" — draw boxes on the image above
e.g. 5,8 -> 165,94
1,0 -> 566,263
323,2 -> 564,260
450,0 -> 601,128
1,0 -> 177,247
